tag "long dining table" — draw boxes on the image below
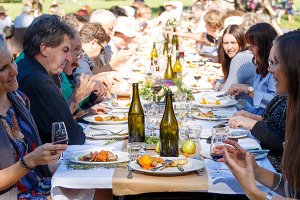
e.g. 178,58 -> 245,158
51,108 -> 276,200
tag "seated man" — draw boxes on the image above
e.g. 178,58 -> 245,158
17,14 -> 85,145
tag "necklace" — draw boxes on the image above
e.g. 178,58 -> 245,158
0,104 -> 25,142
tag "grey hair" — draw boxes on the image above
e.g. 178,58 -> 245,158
23,14 -> 75,57
89,9 -> 116,24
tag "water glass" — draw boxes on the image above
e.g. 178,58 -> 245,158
186,124 -> 202,142
127,142 -> 146,162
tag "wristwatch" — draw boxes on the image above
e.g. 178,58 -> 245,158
265,190 -> 273,200
247,86 -> 254,95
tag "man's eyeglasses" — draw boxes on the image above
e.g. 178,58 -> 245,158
72,50 -> 85,59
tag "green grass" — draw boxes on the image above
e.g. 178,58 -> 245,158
1,0 -> 299,30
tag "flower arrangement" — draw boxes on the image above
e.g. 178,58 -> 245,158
139,79 -> 194,102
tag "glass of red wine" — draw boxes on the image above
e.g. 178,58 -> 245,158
193,69 -> 202,85
52,122 -> 69,145
152,82 -> 163,102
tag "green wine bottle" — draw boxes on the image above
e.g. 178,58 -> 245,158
128,83 -> 145,143
173,52 -> 183,81
164,55 -> 173,80
150,42 -> 158,62
160,90 -> 179,157
163,34 -> 169,55
172,28 -> 179,51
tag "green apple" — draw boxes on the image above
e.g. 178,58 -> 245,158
181,140 -> 196,154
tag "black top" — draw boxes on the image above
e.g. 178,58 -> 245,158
251,95 -> 287,155
16,54 -> 85,145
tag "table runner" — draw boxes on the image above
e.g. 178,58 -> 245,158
112,141 -> 209,196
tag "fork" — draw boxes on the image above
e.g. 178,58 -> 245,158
90,127 -> 125,135
127,165 -> 133,179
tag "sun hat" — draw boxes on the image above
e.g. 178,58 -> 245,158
0,6 -> 7,14
223,16 -> 243,29
113,16 -> 138,38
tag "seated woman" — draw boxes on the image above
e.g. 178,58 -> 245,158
216,29 -> 300,200
0,40 -> 67,199
216,24 -> 256,91
227,23 -> 277,115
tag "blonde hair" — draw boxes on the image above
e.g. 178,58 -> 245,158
204,10 -> 223,29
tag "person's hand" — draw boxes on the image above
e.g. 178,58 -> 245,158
221,140 -> 261,199
73,74 -> 95,103
25,143 -> 67,168
88,104 -> 107,114
228,116 -> 257,130
233,110 -> 252,118
92,80 -> 108,98
227,84 -> 248,96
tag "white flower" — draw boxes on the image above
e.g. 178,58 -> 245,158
181,83 -> 188,90
169,86 -> 179,93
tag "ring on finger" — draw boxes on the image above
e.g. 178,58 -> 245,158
50,150 -> 57,156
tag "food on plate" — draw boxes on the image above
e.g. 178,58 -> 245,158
137,155 -> 164,170
78,150 -> 118,162
94,115 -> 128,121
200,98 -> 222,105
198,111 -> 214,118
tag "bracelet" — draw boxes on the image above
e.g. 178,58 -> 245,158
265,190 -> 273,200
19,157 -> 34,171
271,173 -> 282,191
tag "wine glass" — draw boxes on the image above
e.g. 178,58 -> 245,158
152,82 -> 163,102
52,122 -> 69,145
193,69 -> 202,84
186,124 -> 202,143
210,127 -> 229,175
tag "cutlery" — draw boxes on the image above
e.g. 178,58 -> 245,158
195,168 -> 204,176
151,160 -> 172,172
216,92 -> 228,98
177,165 -> 184,172
127,165 -> 133,179
90,127 -> 125,135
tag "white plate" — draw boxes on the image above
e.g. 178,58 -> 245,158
84,129 -> 128,140
192,112 -> 232,121
129,158 -> 205,176
200,151 -> 267,160
195,92 -> 238,108
101,101 -> 131,110
83,114 -> 128,125
228,129 -> 250,139
67,150 -> 129,165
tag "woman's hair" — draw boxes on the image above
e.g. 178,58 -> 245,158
134,3 -> 151,19
23,14 -> 75,57
204,9 -> 223,29
277,29 -> 300,193
0,39 -> 8,58
218,25 -> 247,80
79,22 -> 110,44
245,23 -> 277,77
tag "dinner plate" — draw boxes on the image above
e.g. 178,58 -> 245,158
195,92 -> 238,108
192,111 -> 232,121
129,158 -> 205,176
83,114 -> 128,125
101,100 -> 131,110
84,128 -> 128,140
67,150 -> 129,165
227,129 -> 250,139
200,150 -> 268,160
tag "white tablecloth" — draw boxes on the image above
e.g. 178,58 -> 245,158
51,113 -> 276,199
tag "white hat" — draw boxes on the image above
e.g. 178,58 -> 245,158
121,6 -> 135,18
113,16 -> 137,38
224,16 -> 243,29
